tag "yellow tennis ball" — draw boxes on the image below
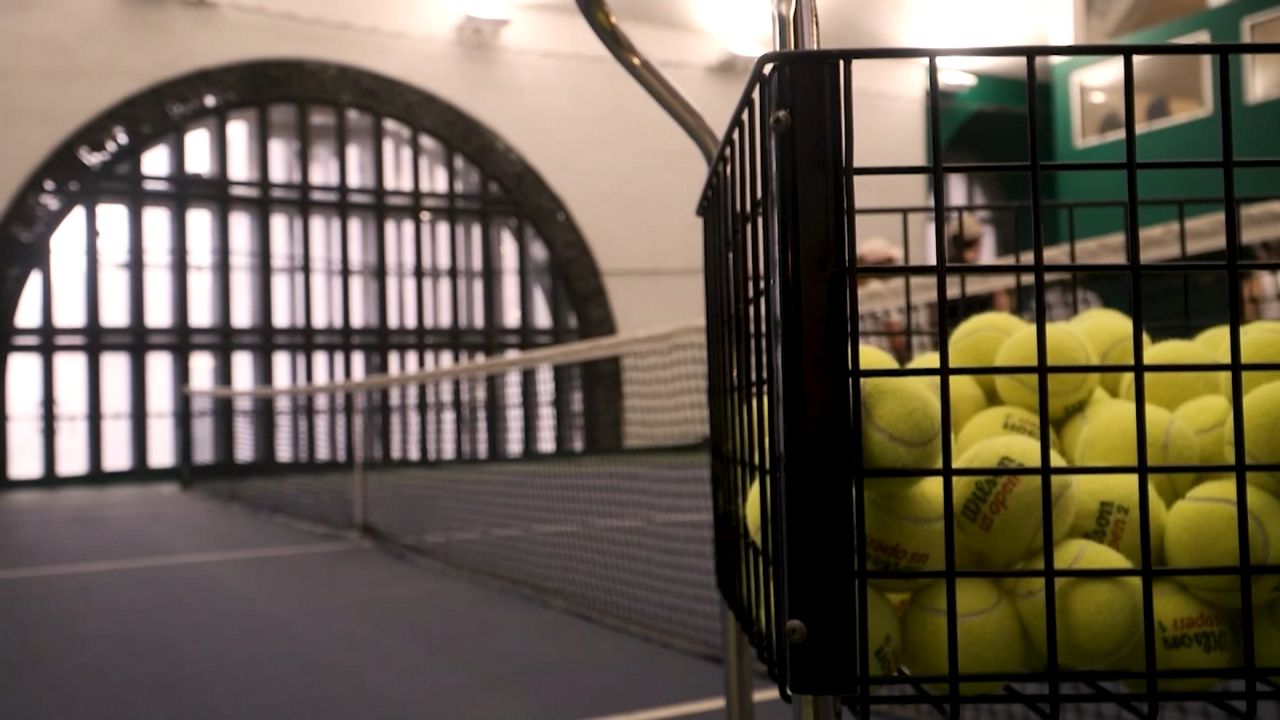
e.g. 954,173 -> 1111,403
1122,580 -> 1235,692
1068,474 -> 1168,566
1118,340 -> 1221,411
863,586 -> 904,676
1220,321 -> 1280,403
858,344 -> 901,372
1011,539 -> 1142,669
864,477 -> 967,591
1164,478 -> 1280,608
994,323 -> 1100,422
907,351 -> 989,432
953,435 -> 1076,569
1172,394 -> 1232,471
949,312 -> 1028,399
1226,380 -> 1280,497
1057,389 -> 1116,464
861,377 -> 942,476
954,405 -> 1060,459
1252,600 -> 1280,680
901,578 -> 1028,695
745,479 -> 762,547
1070,309 -> 1151,396
1074,401 -> 1200,506
1195,324 -> 1231,354
1072,307 -> 1133,324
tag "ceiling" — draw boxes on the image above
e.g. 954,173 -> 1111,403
529,0 -> 1064,50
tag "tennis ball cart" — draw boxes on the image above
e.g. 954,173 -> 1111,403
579,1 -> 1280,718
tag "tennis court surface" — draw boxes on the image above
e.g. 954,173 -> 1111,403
0,481 -> 788,720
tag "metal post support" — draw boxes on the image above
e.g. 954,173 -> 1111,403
723,602 -> 755,720
768,57 -> 857,698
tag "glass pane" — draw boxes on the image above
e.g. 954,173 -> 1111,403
228,207 -> 259,329
308,106 -> 339,186
347,212 -> 378,328
387,352 -> 403,461
273,350 -> 296,463
231,350 -> 257,464
146,351 -> 176,469
309,211 -> 342,329
398,217 -> 419,329
96,204 -> 131,328
385,219 -> 402,331
6,353 -> 44,480
53,352 -> 89,477
527,231 -> 553,329
186,206 -> 215,328
496,219 -> 521,329
433,220 -> 454,329
1075,43 -> 1211,145
271,209 -> 304,328
1248,14 -> 1280,103
100,352 -> 133,473
419,134 -> 448,194
404,351 -> 422,462
453,152 -> 483,195
184,118 -> 220,178
268,104 -> 301,185
13,271 -> 44,329
50,205 -> 87,328
143,205 -> 174,328
226,107 -> 261,183
312,351 -> 333,462
189,351 -> 217,466
382,118 -> 415,192
345,109 -> 376,190
140,138 -> 173,178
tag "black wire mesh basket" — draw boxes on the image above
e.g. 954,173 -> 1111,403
700,44 -> 1280,717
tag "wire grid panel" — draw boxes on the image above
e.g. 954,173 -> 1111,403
700,45 -> 1280,716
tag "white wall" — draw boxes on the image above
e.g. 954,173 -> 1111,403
0,0 -> 929,333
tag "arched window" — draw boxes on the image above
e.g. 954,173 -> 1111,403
1,61 -> 614,483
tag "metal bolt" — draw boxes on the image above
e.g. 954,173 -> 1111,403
785,619 -> 807,643
769,109 -> 791,133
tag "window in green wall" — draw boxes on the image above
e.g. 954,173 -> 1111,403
1071,31 -> 1213,148
1244,7 -> 1280,105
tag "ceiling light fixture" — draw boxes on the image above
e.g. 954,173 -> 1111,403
458,0 -> 511,43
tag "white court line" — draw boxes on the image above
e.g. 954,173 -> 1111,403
581,688 -> 778,720
0,541 -> 361,580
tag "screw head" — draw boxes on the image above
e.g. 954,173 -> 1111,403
769,109 -> 791,133
785,619 -> 807,643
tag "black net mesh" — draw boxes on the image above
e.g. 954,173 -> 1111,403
185,325 -> 721,657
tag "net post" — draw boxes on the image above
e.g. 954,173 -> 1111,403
722,601 -> 755,720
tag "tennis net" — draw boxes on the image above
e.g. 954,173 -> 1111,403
183,323 -> 721,657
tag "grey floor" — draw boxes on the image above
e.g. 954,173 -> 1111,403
0,484 -> 789,720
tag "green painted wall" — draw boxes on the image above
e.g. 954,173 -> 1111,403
1049,0 -> 1280,241
1044,0 -> 1280,331
934,75 -> 1054,254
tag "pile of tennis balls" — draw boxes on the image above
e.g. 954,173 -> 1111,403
743,311 -> 1280,696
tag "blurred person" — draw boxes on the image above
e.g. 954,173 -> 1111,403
855,236 -> 915,360
1244,239 -> 1280,322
